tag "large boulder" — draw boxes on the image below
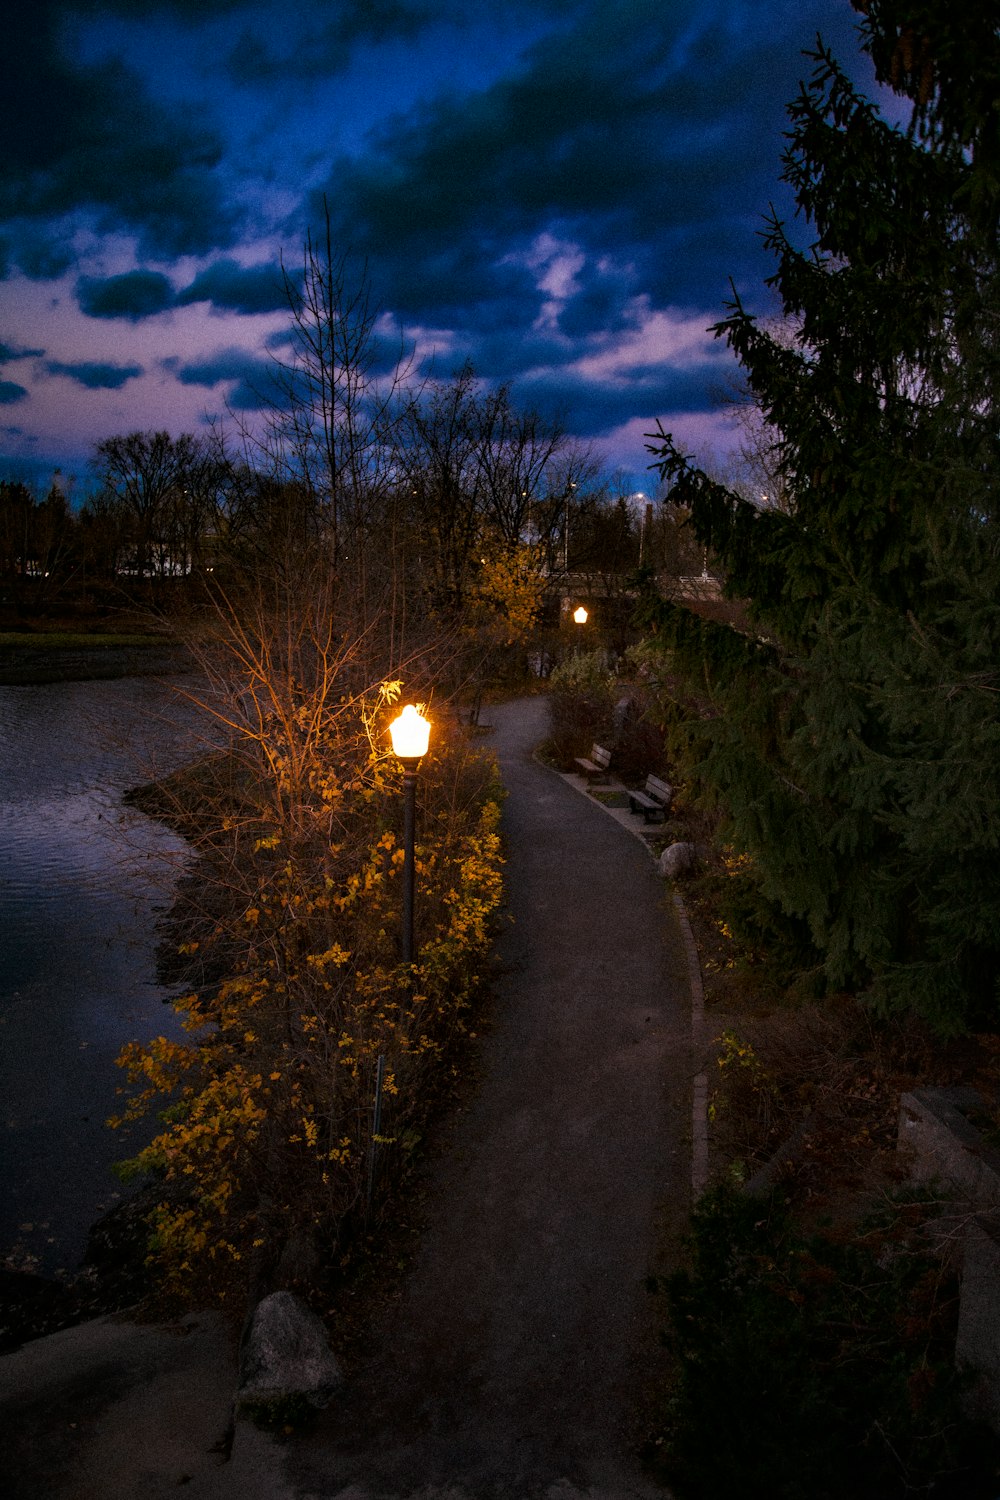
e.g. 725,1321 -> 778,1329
658,841 -> 698,880
237,1290 -> 342,1415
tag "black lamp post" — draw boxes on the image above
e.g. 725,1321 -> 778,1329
389,704 -> 431,966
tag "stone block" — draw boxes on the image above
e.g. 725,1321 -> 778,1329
897,1089 -> 1000,1435
897,1088 -> 1000,1206
956,1213 -> 1000,1430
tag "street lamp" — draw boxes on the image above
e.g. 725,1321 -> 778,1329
389,704 -> 431,966
573,604 -> 588,625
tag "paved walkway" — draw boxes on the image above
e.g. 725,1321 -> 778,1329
1,697 -> 693,1500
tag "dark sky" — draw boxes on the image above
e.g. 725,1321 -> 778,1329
0,0 -> 872,494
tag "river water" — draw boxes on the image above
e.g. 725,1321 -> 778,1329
0,676 -> 203,1275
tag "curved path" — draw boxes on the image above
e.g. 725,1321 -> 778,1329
290,696 -> 691,1499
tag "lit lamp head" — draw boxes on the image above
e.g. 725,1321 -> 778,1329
390,703 -> 431,765
572,605 -> 588,625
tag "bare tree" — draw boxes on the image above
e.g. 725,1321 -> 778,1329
396,364 -> 485,612
92,430 -> 219,578
474,383 -> 581,549
263,202 -> 411,581
397,364 -> 595,611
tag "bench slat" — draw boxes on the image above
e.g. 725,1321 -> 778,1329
628,773 -> 672,823
574,743 -> 612,782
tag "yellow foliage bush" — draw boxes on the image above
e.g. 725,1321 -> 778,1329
112,692 -> 505,1303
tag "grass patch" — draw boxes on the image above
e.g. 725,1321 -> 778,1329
588,787 -> 630,807
0,631 -> 170,649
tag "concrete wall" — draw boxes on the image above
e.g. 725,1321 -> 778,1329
898,1088 -> 1000,1430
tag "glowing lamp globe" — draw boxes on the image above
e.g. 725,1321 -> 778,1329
390,704 -> 431,762
573,605 -> 588,625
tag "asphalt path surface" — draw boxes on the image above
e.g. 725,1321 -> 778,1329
289,696 -> 691,1498
1,696 -> 691,1500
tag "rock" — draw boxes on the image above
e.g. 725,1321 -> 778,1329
612,695 -> 632,734
658,841 -> 698,879
237,1290 -> 342,1414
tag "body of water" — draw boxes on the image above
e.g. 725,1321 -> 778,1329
0,676 -> 201,1275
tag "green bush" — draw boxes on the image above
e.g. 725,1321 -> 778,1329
547,649 -> 617,767
653,1185 -> 999,1499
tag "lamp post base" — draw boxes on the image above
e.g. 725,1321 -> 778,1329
401,765 -> 417,966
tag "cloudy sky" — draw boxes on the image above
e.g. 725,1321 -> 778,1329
0,0 -> 871,496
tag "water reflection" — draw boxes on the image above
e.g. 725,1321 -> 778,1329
0,677 -> 202,1273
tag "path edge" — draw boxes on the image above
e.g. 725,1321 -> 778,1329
548,763 -> 709,1200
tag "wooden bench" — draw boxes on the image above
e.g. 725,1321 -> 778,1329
628,773 -> 673,823
574,743 -> 612,784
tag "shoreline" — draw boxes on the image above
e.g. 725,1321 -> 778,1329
0,1184 -> 164,1354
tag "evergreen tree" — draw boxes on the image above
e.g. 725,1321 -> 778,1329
645,1 -> 1000,1031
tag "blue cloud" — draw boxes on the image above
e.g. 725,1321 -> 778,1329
0,340 -> 45,362
12,233 -> 76,282
45,360 -> 144,389
177,258 -> 291,315
307,0 -> 864,327
0,6 -> 240,270
167,346 -> 295,410
432,325 -> 574,386
168,346 -> 268,384
0,380 -> 28,405
515,361 -> 732,438
1,0 -> 875,484
77,271 -> 175,321
227,0 -> 436,83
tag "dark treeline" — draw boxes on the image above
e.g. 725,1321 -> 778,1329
0,227 -> 703,644
0,429 -> 701,607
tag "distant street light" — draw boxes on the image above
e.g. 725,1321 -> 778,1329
389,704 -> 431,966
573,604 -> 588,625
562,479 -> 577,570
